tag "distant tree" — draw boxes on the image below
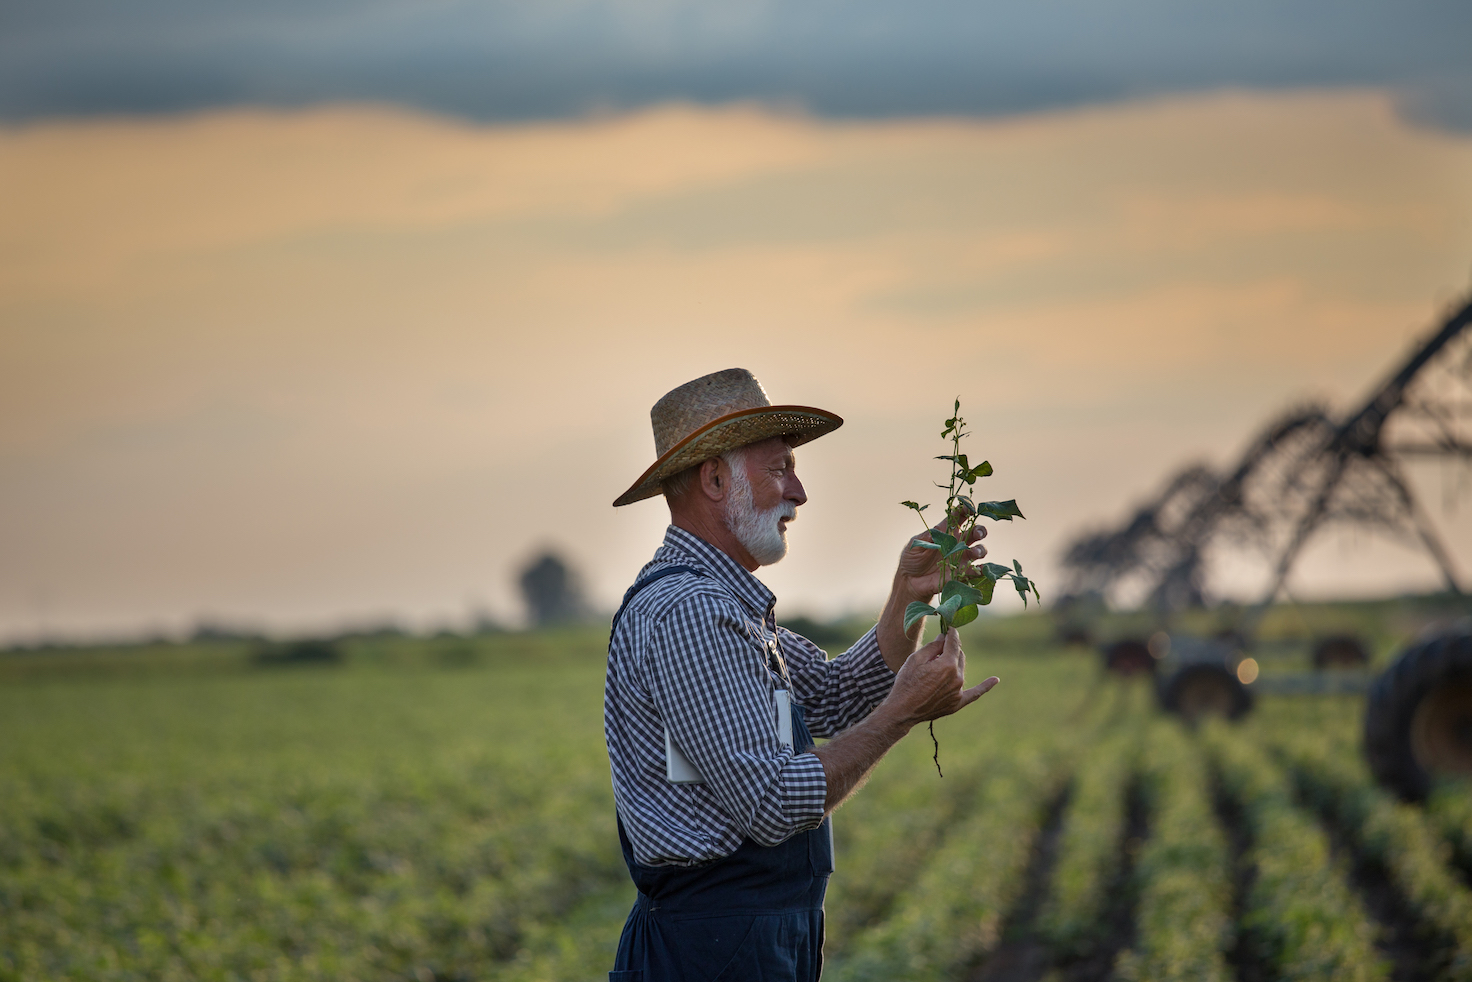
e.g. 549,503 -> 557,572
191,620 -> 265,643
251,638 -> 344,667
518,551 -> 589,627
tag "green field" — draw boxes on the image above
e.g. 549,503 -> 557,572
3,609 -> 1470,981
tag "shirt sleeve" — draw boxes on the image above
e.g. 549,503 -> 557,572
643,593 -> 827,845
778,624 -> 896,739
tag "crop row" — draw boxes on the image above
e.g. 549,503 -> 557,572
1113,719 -> 1232,982
824,731 -> 993,952
1428,779 -> 1472,877
1274,730 -> 1472,982
827,739 -> 1065,982
14,633 -> 1470,982
1035,689 -> 1144,960
1202,721 -> 1388,981
0,669 -> 629,982
827,674 -> 1159,980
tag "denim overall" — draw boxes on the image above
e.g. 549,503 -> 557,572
608,566 -> 834,982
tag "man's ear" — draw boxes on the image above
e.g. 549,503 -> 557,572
698,457 -> 726,501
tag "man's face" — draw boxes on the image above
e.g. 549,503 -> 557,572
740,437 -> 806,535
723,437 -> 807,566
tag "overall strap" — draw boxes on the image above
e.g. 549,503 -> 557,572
609,564 -> 704,639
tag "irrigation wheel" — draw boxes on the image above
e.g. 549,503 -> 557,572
1364,623 -> 1472,800
1312,634 -> 1370,669
1159,662 -> 1252,722
1103,638 -> 1155,675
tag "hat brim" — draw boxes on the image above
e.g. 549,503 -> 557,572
613,405 -> 843,507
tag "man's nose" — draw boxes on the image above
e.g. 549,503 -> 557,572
787,474 -> 808,507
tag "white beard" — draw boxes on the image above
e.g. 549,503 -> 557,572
724,458 -> 795,566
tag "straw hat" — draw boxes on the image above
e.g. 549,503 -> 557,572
613,368 -> 843,507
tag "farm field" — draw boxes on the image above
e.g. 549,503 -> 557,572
3,606 -> 1471,982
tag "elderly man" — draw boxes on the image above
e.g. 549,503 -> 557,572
605,368 -> 997,982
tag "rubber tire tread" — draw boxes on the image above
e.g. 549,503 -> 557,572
1157,662 -> 1252,721
1311,634 -> 1369,669
1363,623 -> 1472,801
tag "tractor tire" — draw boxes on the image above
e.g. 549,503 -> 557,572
1313,634 -> 1370,669
1057,623 -> 1094,647
1363,624 -> 1472,800
1159,662 -> 1252,722
1103,638 -> 1154,675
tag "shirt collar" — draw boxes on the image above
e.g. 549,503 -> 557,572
655,524 -> 776,618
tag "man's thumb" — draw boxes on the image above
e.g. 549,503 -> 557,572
960,676 -> 1000,706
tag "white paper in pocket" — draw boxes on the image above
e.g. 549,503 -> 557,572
774,689 -> 794,751
665,729 -> 705,784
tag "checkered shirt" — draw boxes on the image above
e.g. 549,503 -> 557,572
604,525 -> 897,867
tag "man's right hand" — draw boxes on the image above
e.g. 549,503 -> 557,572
813,628 -> 998,814
884,629 -> 998,729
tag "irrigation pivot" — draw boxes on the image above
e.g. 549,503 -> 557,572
1056,292 -> 1472,792
1060,292 -> 1472,620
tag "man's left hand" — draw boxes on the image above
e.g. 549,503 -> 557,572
895,520 -> 988,602
875,518 -> 989,672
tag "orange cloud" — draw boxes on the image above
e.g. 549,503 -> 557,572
1,90 -> 1470,638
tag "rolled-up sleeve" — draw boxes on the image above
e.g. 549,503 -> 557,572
644,595 -> 827,845
779,625 -> 896,739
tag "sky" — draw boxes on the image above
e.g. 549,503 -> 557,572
3,1 -> 1471,129
3,5 -> 1472,642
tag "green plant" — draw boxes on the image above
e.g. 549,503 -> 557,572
827,744 -> 1065,982
1275,731 -> 1472,980
1203,722 -> 1388,982
1115,719 -> 1232,982
900,400 -> 1038,637
1038,722 -> 1140,959
899,400 -> 1040,775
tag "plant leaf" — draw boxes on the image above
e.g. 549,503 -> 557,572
959,458 -> 991,485
900,500 -> 929,513
952,603 -> 980,627
981,562 -> 1012,580
913,539 -> 942,552
1013,574 -> 1032,608
975,499 -> 1025,522
941,579 -> 984,606
904,601 -> 937,632
929,530 -> 959,555
937,595 -> 965,619
979,576 -> 996,605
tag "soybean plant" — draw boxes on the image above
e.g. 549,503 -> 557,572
900,399 -> 1039,775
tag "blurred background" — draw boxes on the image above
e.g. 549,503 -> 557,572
9,8 -> 1472,982
4,0 -> 1472,643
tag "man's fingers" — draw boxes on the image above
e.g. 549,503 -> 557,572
908,531 -> 935,555
966,525 -> 988,542
959,676 -> 1000,708
943,627 -> 966,674
911,633 -> 946,663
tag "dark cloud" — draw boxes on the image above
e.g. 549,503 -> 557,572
2,0 -> 1469,128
